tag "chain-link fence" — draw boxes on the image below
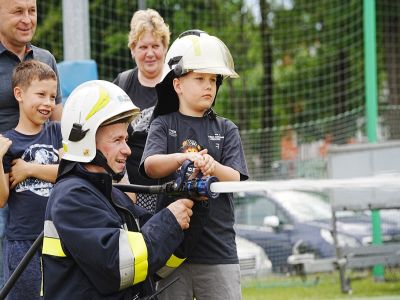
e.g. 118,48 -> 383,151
32,0 -> 400,281
35,0 -> 400,181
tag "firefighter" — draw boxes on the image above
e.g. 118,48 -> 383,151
41,80 -> 198,299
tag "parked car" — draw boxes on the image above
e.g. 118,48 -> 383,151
234,190 -> 400,273
236,236 -> 272,277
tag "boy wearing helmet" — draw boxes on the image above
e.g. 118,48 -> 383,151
41,80 -> 200,299
0,60 -> 61,300
140,31 -> 248,300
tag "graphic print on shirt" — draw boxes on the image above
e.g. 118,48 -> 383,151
15,144 -> 59,197
181,139 -> 202,153
179,139 -> 203,178
208,133 -> 224,150
130,106 -> 154,133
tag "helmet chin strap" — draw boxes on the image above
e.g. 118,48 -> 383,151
203,108 -> 217,120
91,150 -> 126,182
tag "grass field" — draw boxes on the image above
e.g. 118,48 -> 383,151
241,271 -> 400,300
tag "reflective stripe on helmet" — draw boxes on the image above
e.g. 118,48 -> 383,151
85,86 -> 110,121
119,230 -> 148,289
156,254 -> 186,278
42,220 -> 67,257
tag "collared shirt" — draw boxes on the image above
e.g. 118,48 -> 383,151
0,42 -> 62,133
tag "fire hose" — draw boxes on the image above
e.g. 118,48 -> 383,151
0,160 -> 218,299
114,160 -> 220,201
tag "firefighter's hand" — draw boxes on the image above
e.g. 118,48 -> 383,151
167,199 -> 194,230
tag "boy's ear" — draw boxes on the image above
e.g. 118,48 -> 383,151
173,78 -> 181,94
14,87 -> 23,103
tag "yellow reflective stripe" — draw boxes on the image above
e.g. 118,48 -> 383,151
85,86 -> 110,121
166,254 -> 185,268
42,220 -> 67,257
40,255 -> 44,296
156,254 -> 186,278
42,237 -> 66,257
126,231 -> 148,284
62,142 -> 68,153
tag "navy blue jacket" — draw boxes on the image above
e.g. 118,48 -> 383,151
42,162 -> 189,299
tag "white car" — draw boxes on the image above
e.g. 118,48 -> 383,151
236,236 -> 272,277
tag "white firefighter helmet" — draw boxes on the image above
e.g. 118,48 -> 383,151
162,29 -> 239,79
154,30 -> 239,118
61,80 -> 140,163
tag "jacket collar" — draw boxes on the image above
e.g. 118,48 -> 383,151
57,160 -> 113,198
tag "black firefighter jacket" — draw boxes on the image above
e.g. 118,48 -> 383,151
42,162 -> 206,299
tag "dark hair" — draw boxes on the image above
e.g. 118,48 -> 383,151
12,60 -> 57,91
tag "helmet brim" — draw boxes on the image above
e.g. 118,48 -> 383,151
192,68 -> 239,78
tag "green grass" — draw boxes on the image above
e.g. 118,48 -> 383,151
241,271 -> 400,300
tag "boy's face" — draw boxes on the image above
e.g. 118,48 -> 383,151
14,78 -> 57,126
173,72 -> 217,117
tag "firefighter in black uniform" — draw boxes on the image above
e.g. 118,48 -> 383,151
42,80 -> 200,299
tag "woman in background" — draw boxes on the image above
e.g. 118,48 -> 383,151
114,9 -> 170,213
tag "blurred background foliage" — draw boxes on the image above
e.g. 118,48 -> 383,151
34,0 -> 400,179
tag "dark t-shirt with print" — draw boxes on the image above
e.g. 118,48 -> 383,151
140,111 -> 249,264
2,122 -> 62,240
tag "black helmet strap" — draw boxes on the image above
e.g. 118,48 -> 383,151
91,150 -> 125,182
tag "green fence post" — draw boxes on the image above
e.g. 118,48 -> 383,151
363,0 -> 384,280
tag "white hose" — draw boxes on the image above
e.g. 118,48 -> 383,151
209,173 -> 400,193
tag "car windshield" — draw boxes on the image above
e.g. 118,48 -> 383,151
235,191 -> 334,226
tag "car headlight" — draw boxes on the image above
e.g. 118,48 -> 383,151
361,236 -> 372,245
320,229 -> 334,244
336,233 -> 360,247
320,229 -> 360,247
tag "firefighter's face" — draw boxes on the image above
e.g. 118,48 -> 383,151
96,123 -> 131,174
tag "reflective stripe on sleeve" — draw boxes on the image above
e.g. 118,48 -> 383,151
156,254 -> 186,278
119,229 -> 148,289
42,220 -> 67,257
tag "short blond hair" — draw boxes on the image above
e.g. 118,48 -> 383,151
127,9 -> 170,49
